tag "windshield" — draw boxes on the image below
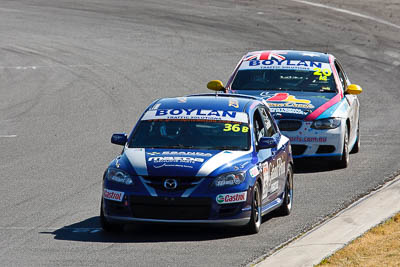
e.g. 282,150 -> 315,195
129,120 -> 250,150
231,63 -> 337,93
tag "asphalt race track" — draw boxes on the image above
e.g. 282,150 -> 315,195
1,0 -> 399,266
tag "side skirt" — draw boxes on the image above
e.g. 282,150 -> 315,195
261,193 -> 284,216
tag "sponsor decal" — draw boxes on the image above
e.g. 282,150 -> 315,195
148,156 -> 204,164
141,109 -> 248,123
261,92 -> 314,109
249,166 -> 259,177
240,59 -> 331,72
267,93 -> 311,104
244,51 -> 287,61
147,151 -> 213,157
289,136 -> 327,143
103,189 -> 124,202
269,181 -> 279,193
262,157 -> 285,198
270,157 -> 286,180
248,59 -> 321,68
267,102 -> 314,109
177,97 -> 187,103
216,192 -> 247,204
270,107 -> 308,115
262,162 -> 270,198
153,163 -> 194,169
228,98 -> 239,108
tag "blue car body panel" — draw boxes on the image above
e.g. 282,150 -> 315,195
102,94 -> 293,225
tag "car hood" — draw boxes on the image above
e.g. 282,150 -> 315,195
233,90 -> 338,120
113,148 -> 254,177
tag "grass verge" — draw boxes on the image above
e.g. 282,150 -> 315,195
317,212 -> 400,267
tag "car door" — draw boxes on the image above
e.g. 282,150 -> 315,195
335,60 -> 359,144
254,106 -> 287,205
259,106 -> 287,202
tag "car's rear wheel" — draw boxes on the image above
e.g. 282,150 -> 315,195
275,165 -> 293,216
244,183 -> 261,234
337,125 -> 349,168
351,120 -> 360,153
100,200 -> 125,232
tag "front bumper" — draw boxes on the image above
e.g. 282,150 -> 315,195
106,215 -> 250,226
281,120 -> 345,159
102,192 -> 252,226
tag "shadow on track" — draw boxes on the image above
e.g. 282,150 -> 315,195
40,216 -> 275,243
293,158 -> 341,174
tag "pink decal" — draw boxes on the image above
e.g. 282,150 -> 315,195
268,93 -> 289,101
305,93 -> 342,121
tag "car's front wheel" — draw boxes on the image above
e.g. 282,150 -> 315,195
351,120 -> 360,153
337,125 -> 350,168
275,165 -> 293,216
100,200 -> 125,232
244,183 -> 261,234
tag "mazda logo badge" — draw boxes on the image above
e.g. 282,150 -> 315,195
164,179 -> 178,190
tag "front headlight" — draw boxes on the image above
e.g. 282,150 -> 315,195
212,172 -> 246,188
311,118 -> 341,129
106,168 -> 133,185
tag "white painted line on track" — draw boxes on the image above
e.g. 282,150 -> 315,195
0,135 -> 17,138
290,0 -> 400,30
0,64 -> 110,70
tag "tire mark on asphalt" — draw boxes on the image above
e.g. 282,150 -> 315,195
290,0 -> 400,30
0,180 -> 102,256
2,44 -> 123,118
0,64 -> 109,69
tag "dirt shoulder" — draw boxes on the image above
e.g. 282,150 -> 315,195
318,212 -> 400,267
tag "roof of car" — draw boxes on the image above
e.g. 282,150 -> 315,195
149,93 -> 263,113
242,50 -> 331,63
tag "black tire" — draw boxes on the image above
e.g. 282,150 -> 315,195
244,183 -> 262,234
275,165 -> 293,216
351,121 -> 360,154
337,125 -> 350,168
100,200 -> 124,232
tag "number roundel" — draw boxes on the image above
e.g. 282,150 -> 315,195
223,124 -> 249,133
313,67 -> 332,81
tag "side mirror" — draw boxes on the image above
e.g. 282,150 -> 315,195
207,80 -> 225,91
258,137 -> 277,149
345,84 -> 363,95
111,133 -> 127,146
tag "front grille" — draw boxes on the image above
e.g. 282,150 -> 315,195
130,196 -> 211,220
142,176 -> 203,191
278,120 -> 302,131
316,145 -> 336,154
291,145 -> 307,156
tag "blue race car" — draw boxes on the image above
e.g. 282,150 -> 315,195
101,94 -> 293,234
207,50 -> 363,168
